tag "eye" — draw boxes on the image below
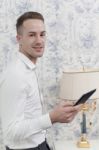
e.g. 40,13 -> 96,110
41,32 -> 46,37
29,34 -> 35,37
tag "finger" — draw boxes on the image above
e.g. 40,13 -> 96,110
66,115 -> 75,123
66,110 -> 77,118
64,106 -> 78,113
74,104 -> 83,111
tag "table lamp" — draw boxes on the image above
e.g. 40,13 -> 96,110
59,69 -> 99,148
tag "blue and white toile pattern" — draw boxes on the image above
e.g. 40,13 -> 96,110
0,0 -> 99,149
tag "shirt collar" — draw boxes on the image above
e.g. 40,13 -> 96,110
18,52 -> 36,70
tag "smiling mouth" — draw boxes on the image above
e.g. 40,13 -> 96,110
33,47 -> 43,51
33,47 -> 42,48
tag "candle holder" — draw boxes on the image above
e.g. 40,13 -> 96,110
77,100 -> 97,148
77,104 -> 90,148
77,133 -> 90,148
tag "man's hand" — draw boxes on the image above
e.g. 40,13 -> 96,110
50,101 -> 82,124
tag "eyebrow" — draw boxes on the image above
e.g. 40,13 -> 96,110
28,31 -> 46,34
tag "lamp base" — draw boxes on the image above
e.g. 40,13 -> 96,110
77,134 -> 90,148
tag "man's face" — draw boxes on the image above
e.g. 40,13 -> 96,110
17,19 -> 46,63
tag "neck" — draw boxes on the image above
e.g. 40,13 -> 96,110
19,50 -> 37,64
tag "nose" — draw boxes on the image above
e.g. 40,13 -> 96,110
35,35 -> 42,43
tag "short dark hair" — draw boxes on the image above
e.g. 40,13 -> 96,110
16,11 -> 44,34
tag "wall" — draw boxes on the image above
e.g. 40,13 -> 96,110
0,0 -> 99,149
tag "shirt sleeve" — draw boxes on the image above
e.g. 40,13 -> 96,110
7,113 -> 52,141
0,71 -> 52,142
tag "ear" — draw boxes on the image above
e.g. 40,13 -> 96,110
16,34 -> 22,42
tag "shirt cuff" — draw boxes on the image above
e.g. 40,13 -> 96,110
39,113 -> 52,130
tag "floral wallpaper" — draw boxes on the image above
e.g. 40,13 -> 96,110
0,0 -> 99,149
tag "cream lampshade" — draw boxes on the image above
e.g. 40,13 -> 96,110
59,69 -> 99,101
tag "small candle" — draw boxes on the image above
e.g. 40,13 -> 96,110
82,112 -> 87,133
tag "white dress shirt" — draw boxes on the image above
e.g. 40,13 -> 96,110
0,52 -> 52,149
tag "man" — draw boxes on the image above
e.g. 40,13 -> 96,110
0,12 -> 81,150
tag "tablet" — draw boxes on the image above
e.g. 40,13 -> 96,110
74,89 -> 96,106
